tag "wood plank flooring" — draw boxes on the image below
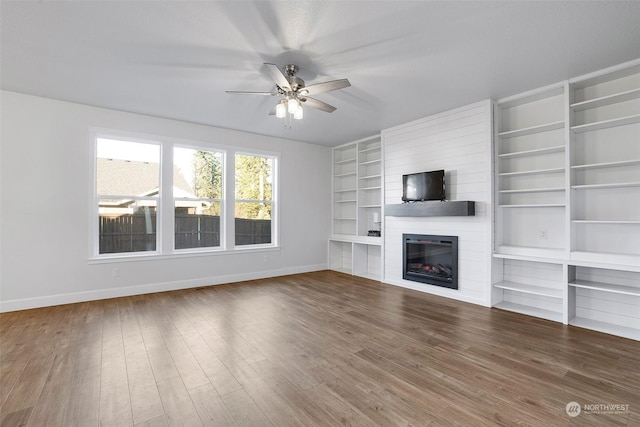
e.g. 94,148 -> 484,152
1,270 -> 639,426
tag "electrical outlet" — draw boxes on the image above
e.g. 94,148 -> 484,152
264,254 -> 270,263
539,229 -> 548,240
112,268 -> 120,277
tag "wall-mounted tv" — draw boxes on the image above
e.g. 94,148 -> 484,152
402,170 -> 445,202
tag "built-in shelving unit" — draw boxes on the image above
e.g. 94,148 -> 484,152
492,258 -> 565,323
565,59 -> 640,339
329,135 -> 383,280
491,58 -> 640,340
357,138 -> 383,238
569,59 -> 640,272
567,266 -> 640,341
332,143 -> 357,236
328,239 -> 353,275
494,81 -> 568,256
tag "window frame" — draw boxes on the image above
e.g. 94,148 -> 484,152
173,144 -> 226,253
233,151 -> 278,249
92,130 -> 163,259
90,128 -> 280,261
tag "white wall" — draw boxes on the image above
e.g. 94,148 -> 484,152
382,100 -> 493,306
0,91 -> 331,311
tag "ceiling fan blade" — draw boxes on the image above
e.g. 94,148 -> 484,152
225,90 -> 278,96
264,63 -> 291,91
298,79 -> 351,96
301,97 -> 337,113
268,105 -> 277,116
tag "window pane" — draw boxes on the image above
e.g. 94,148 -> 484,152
235,154 -> 274,246
235,154 -> 272,201
98,199 -> 157,254
175,147 -> 223,199
97,138 -> 160,197
175,202 -> 221,249
235,202 -> 271,245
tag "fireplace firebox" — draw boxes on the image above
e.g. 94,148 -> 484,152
403,234 -> 458,289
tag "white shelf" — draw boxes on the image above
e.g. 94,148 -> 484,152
329,235 -> 356,242
355,236 -> 382,245
335,172 -> 357,178
334,158 -> 356,165
359,174 -> 382,180
494,281 -> 563,298
359,186 -> 382,191
498,145 -> 565,159
498,120 -> 565,139
330,235 -> 382,245
499,167 -> 564,177
571,159 -> 640,170
570,60 -> 640,88
570,280 -> 640,297
571,114 -> 640,133
497,83 -> 565,108
358,145 -> 381,154
571,181 -> 640,190
493,301 -> 563,323
569,317 -> 640,341
499,187 -> 564,194
570,88 -> 640,111
572,219 -> 640,224
359,159 -> 381,166
334,188 -> 357,193
334,199 -> 357,203
570,251 -> 640,271
494,246 -> 566,262
334,217 -> 356,221
359,204 -> 381,208
359,147 -> 381,154
499,204 -> 565,208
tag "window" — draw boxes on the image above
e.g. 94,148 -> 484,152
174,147 -> 223,250
93,131 -> 278,258
96,138 -> 160,254
235,153 -> 274,246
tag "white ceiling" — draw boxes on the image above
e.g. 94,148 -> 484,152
2,1 -> 639,147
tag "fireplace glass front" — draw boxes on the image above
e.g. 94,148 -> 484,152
403,234 -> 458,289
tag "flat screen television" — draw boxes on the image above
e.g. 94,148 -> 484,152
402,170 -> 445,202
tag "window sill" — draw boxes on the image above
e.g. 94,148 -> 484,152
88,246 -> 280,264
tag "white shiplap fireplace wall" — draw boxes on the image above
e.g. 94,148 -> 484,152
382,100 -> 493,306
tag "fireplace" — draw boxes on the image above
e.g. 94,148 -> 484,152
403,234 -> 458,289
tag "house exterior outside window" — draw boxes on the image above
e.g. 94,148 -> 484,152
96,138 -> 160,254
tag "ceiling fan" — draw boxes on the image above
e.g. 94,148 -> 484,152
226,63 -> 351,121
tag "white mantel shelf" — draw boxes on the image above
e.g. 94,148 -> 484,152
384,201 -> 475,217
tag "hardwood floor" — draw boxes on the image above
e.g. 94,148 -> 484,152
1,270 -> 638,426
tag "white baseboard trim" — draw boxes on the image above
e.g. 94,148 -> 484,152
0,264 -> 327,313
383,278 -> 487,307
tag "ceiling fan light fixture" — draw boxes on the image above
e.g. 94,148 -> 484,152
227,63 -> 350,127
287,98 -> 299,114
275,101 -> 286,118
